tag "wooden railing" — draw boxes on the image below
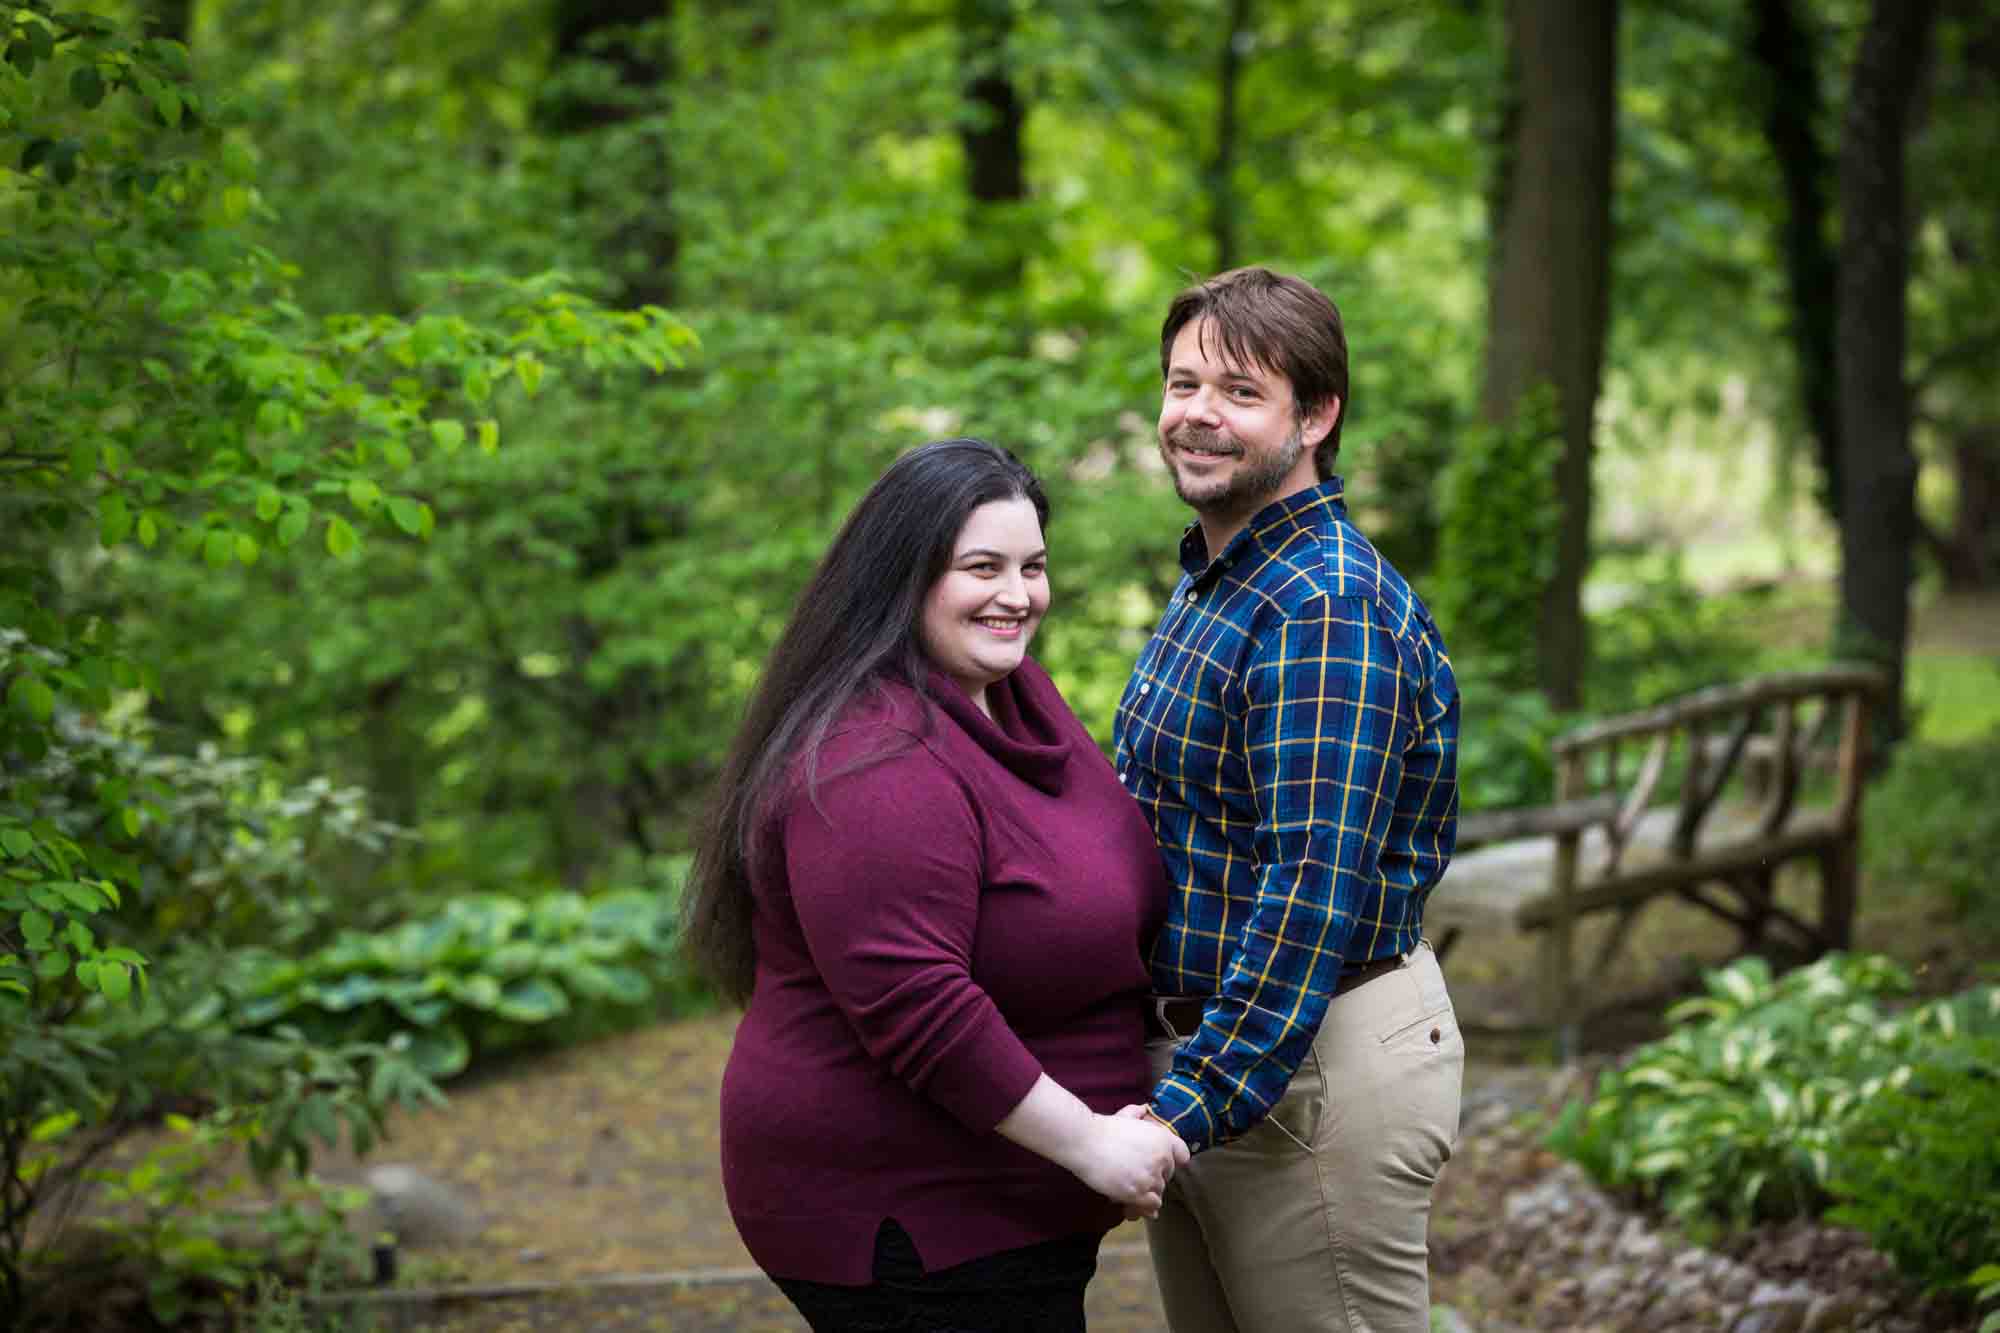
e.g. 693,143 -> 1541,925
1457,665 -> 1888,1051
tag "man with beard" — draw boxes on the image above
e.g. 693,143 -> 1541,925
1111,267 -> 1464,1333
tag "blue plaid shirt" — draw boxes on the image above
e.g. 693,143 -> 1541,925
1113,479 -> 1459,1151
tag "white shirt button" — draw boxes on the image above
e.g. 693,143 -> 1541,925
1185,591 -> 1198,604
1139,683 -> 1151,696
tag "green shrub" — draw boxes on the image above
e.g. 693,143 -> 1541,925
1824,1034 -> 2000,1291
29,1113 -> 369,1327
1547,953 -> 2000,1275
1452,655 -> 1565,813
1430,385 -> 1561,694
208,889 -> 688,1079
1865,730 -> 2000,945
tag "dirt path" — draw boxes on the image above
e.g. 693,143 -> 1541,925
322,1011 -> 1173,1330
324,1013 -> 1536,1331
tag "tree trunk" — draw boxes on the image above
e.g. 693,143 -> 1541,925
1834,0 -> 1938,748
958,0 -> 1026,293
542,0 -> 677,308
1480,0 -> 1619,710
1919,428 -> 2000,588
1210,0 -> 1250,271
1748,0 -> 1841,520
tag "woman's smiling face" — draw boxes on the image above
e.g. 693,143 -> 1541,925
919,496 -> 1049,715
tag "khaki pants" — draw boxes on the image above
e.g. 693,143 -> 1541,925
1144,942 -> 1463,1333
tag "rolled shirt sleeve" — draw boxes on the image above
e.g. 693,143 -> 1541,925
782,738 -> 1045,1132
1153,596 -> 1407,1150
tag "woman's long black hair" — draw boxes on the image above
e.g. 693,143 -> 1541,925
681,438 -> 1050,1005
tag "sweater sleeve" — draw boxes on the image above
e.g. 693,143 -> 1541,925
781,737 -> 1045,1132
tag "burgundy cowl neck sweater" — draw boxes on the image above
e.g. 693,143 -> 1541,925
718,659 -> 1169,1284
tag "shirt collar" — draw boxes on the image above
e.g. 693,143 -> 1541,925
1177,476 -> 1349,584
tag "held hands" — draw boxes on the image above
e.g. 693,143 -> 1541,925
1067,1105 -> 1190,1219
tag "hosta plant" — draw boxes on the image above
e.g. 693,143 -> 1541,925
195,890 -> 684,1078
1547,953 -> 2000,1243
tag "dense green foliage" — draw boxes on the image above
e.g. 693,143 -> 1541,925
1547,954 -> 2000,1290
0,2 -> 680,1318
1432,385 -> 1563,693
223,889 -> 685,1079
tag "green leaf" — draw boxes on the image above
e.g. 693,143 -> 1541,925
48,140 -> 80,186
36,947 -> 70,979
236,534 -> 260,565
8,676 -> 55,723
404,1025 -> 470,1079
494,976 -> 570,1024
477,419 -> 500,455
137,512 -> 160,548
153,82 -> 182,127
21,910 -> 53,948
314,974 -> 384,1011
69,64 -> 106,109
255,487 -> 283,522
30,1111 -> 80,1143
1,829 -> 34,858
203,530 -> 235,569
276,506 -> 310,548
54,881 -> 108,912
429,419 -> 466,454
387,497 -> 427,537
99,961 -> 132,1001
515,355 -> 544,397
347,478 -> 382,512
326,516 -> 358,559
99,494 -> 132,547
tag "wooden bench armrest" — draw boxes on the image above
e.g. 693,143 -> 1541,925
1457,794 -> 1621,851
1550,664 -> 1888,756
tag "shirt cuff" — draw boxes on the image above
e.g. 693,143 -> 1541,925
1150,1075 -> 1217,1154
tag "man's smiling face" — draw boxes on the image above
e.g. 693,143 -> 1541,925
1157,318 -> 1325,524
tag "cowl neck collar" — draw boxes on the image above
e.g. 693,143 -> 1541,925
925,661 -> 1072,795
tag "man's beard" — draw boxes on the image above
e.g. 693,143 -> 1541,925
1162,423 -> 1307,516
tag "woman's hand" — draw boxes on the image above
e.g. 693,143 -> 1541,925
993,1075 -> 1191,1218
1065,1111 -> 1190,1217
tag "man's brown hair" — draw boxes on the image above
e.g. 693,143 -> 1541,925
1159,266 -> 1349,479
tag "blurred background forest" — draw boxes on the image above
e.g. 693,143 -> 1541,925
4,0 -> 2000,1326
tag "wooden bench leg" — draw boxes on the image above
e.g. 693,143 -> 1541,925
1820,836 -> 1858,952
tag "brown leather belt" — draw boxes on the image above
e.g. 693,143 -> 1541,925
1145,954 -> 1405,1040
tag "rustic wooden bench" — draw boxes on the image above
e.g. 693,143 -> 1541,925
1452,664 -> 1889,1052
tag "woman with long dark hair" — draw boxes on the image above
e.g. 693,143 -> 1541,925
683,439 -> 1185,1331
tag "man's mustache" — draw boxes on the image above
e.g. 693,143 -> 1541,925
1166,425 -> 1242,456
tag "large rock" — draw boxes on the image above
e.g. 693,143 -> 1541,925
364,1163 -> 483,1247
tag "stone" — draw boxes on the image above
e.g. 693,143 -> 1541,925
364,1163 -> 482,1248
1800,1294 -> 1864,1333
1615,1215 -> 1666,1264
1582,1262 -> 1628,1309
1728,1281 -> 1811,1333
